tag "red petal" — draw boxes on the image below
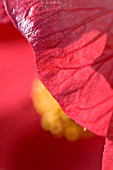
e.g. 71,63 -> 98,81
4,0 -> 113,136
102,114 -> 113,170
0,1 -> 10,24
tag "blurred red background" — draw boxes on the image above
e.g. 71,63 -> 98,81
0,23 -> 105,170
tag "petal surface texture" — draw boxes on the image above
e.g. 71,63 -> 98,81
102,114 -> 113,170
4,0 -> 113,136
0,1 -> 10,23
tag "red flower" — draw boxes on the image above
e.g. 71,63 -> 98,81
0,21 -> 104,170
1,0 -> 113,169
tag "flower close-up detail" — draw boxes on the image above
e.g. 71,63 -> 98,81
1,0 -> 113,169
0,1 -> 10,24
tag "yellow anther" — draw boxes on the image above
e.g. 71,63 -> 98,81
64,123 -> 82,141
32,79 -> 93,141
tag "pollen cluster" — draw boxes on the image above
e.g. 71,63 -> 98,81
32,79 -> 93,141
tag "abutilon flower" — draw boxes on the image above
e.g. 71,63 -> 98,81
0,6 -> 104,170
1,0 -> 113,169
